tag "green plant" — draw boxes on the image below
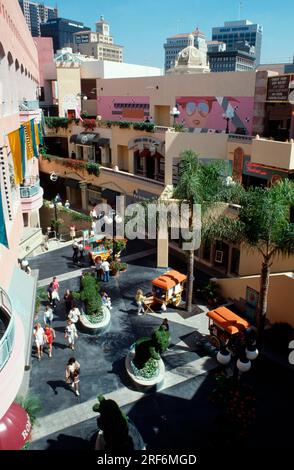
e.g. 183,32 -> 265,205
45,117 -> 71,130
82,118 -> 96,131
110,260 -> 121,273
133,326 -> 170,371
118,262 -> 127,271
50,218 -> 63,230
115,239 -> 127,252
133,122 -> 155,132
86,162 -> 100,176
16,394 -> 41,427
92,395 -> 134,450
201,281 -> 221,306
174,123 -> 184,132
35,287 -> 47,314
73,273 -> 103,318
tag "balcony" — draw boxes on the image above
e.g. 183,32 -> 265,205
0,288 -> 15,372
20,177 -> 44,212
251,137 -> 294,170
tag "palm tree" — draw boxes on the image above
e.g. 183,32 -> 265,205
174,150 -> 228,312
204,179 -> 294,334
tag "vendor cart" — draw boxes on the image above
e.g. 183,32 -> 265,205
206,306 -> 251,350
84,235 -> 112,264
149,270 -> 187,309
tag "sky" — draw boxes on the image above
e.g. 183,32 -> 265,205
43,0 -> 294,68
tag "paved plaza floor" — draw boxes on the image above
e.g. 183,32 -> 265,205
28,242 -> 294,450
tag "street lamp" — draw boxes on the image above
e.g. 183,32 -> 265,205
170,106 -> 180,127
223,109 -> 234,134
49,194 -> 63,238
104,210 -> 123,258
216,329 -> 259,382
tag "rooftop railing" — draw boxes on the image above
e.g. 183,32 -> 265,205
0,288 -> 15,372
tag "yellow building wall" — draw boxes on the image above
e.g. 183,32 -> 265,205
57,66 -> 81,117
215,274 -> 294,326
239,244 -> 294,276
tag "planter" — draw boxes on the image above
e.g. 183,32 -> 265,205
95,420 -> 146,450
79,305 -> 111,335
125,347 -> 165,391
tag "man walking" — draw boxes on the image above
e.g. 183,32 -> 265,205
101,259 -> 110,282
72,239 -> 79,264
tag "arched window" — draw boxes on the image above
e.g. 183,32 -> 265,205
25,68 -> 27,76
0,42 -> 5,63
7,51 -> 13,67
21,64 -> 24,74
15,59 -> 20,71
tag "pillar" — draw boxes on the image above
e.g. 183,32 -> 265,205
66,186 -> 71,201
157,228 -> 169,268
143,157 -> 147,177
128,150 -> 134,173
79,182 -> 88,211
154,157 -> 159,180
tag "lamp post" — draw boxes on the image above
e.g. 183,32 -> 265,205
104,209 -> 123,258
170,105 -> 180,128
223,109 -> 234,134
216,329 -> 259,382
49,194 -> 63,238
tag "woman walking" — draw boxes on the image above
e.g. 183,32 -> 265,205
68,304 -> 81,324
65,319 -> 78,350
33,323 -> 45,360
64,289 -> 73,315
66,357 -> 80,396
44,324 -> 55,358
43,305 -> 53,326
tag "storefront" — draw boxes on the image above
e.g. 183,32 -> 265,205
242,157 -> 292,188
264,74 -> 294,141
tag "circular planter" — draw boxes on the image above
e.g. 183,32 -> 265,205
95,420 -> 146,450
79,305 -> 111,335
125,347 -> 165,391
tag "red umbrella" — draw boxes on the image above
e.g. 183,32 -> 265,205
0,402 -> 32,450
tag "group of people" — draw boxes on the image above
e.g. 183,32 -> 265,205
94,256 -> 110,282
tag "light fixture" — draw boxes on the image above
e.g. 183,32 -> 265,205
245,345 -> 259,361
217,348 -> 231,365
237,357 -> 251,373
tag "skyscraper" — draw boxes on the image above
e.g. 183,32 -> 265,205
164,28 -> 208,72
212,20 -> 263,66
41,18 -> 91,52
19,0 -> 58,37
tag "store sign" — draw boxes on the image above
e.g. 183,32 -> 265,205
243,158 -> 288,181
267,75 -> 294,102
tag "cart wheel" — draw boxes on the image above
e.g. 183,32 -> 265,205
173,296 -> 181,307
209,335 -> 221,349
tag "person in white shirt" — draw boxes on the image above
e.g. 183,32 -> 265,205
68,304 -> 81,324
65,320 -> 78,350
43,305 -> 53,326
33,323 -> 45,360
101,260 -> 110,282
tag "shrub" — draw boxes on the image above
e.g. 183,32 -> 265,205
119,262 -> 127,271
86,162 -> 100,176
16,394 -> 41,427
115,239 -> 127,253
93,395 -> 134,451
200,281 -> 221,306
133,122 -> 155,132
45,117 -> 71,130
82,118 -> 96,131
74,273 -> 103,317
133,326 -> 170,372
35,287 -> 47,314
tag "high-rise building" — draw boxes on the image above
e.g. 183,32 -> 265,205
19,0 -> 58,36
164,28 -> 208,72
73,16 -> 123,63
40,18 -> 91,52
208,40 -> 256,72
212,20 -> 263,66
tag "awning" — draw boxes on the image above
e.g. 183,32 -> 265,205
70,133 -> 100,145
101,188 -> 121,206
96,138 -> 110,147
0,402 -> 31,450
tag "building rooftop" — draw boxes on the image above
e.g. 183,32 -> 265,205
169,28 -> 205,39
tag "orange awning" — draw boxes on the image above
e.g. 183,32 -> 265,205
152,270 -> 187,290
207,306 -> 250,335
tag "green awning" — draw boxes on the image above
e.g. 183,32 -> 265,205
70,133 -> 100,145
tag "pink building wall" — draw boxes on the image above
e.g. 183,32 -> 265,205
98,96 -> 150,121
33,37 -> 54,87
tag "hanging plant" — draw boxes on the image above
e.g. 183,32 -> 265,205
86,162 -> 100,176
82,119 -> 97,131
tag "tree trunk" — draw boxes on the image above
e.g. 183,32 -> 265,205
186,249 -> 194,312
256,257 -> 271,336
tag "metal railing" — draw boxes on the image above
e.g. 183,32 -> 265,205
0,288 -> 15,372
19,100 -> 40,111
20,179 -> 40,199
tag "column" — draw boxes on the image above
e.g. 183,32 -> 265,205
154,157 -> 159,180
128,150 -> 134,174
143,157 -> 147,177
79,182 -> 88,211
66,186 -> 71,201
157,228 -> 169,268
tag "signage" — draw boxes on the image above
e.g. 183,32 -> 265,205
243,158 -> 288,181
267,75 -> 294,102
232,147 -> 244,183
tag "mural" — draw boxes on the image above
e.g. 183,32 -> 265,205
175,96 -> 254,135
97,96 -> 150,122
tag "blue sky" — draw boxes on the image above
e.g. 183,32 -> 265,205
44,0 -> 293,67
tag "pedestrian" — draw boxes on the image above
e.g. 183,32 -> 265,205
47,283 -> 54,305
101,259 -> 110,282
52,276 -> 59,291
135,289 -> 145,316
43,305 -> 54,326
65,357 -> 80,396
72,239 -> 79,263
160,318 -> 169,332
68,304 -> 81,324
65,319 -> 78,350
33,323 -> 45,360
44,324 -> 55,358
78,242 -> 84,262
51,288 -> 60,309
43,233 -> 49,251
95,256 -> 103,280
64,289 -> 73,315
101,290 -> 112,310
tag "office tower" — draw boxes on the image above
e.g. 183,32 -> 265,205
164,28 -> 207,72
40,18 -> 91,52
19,0 -> 58,36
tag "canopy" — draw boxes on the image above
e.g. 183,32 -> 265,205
152,270 -> 187,290
70,133 -> 100,145
0,402 -> 31,450
207,306 -> 250,335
